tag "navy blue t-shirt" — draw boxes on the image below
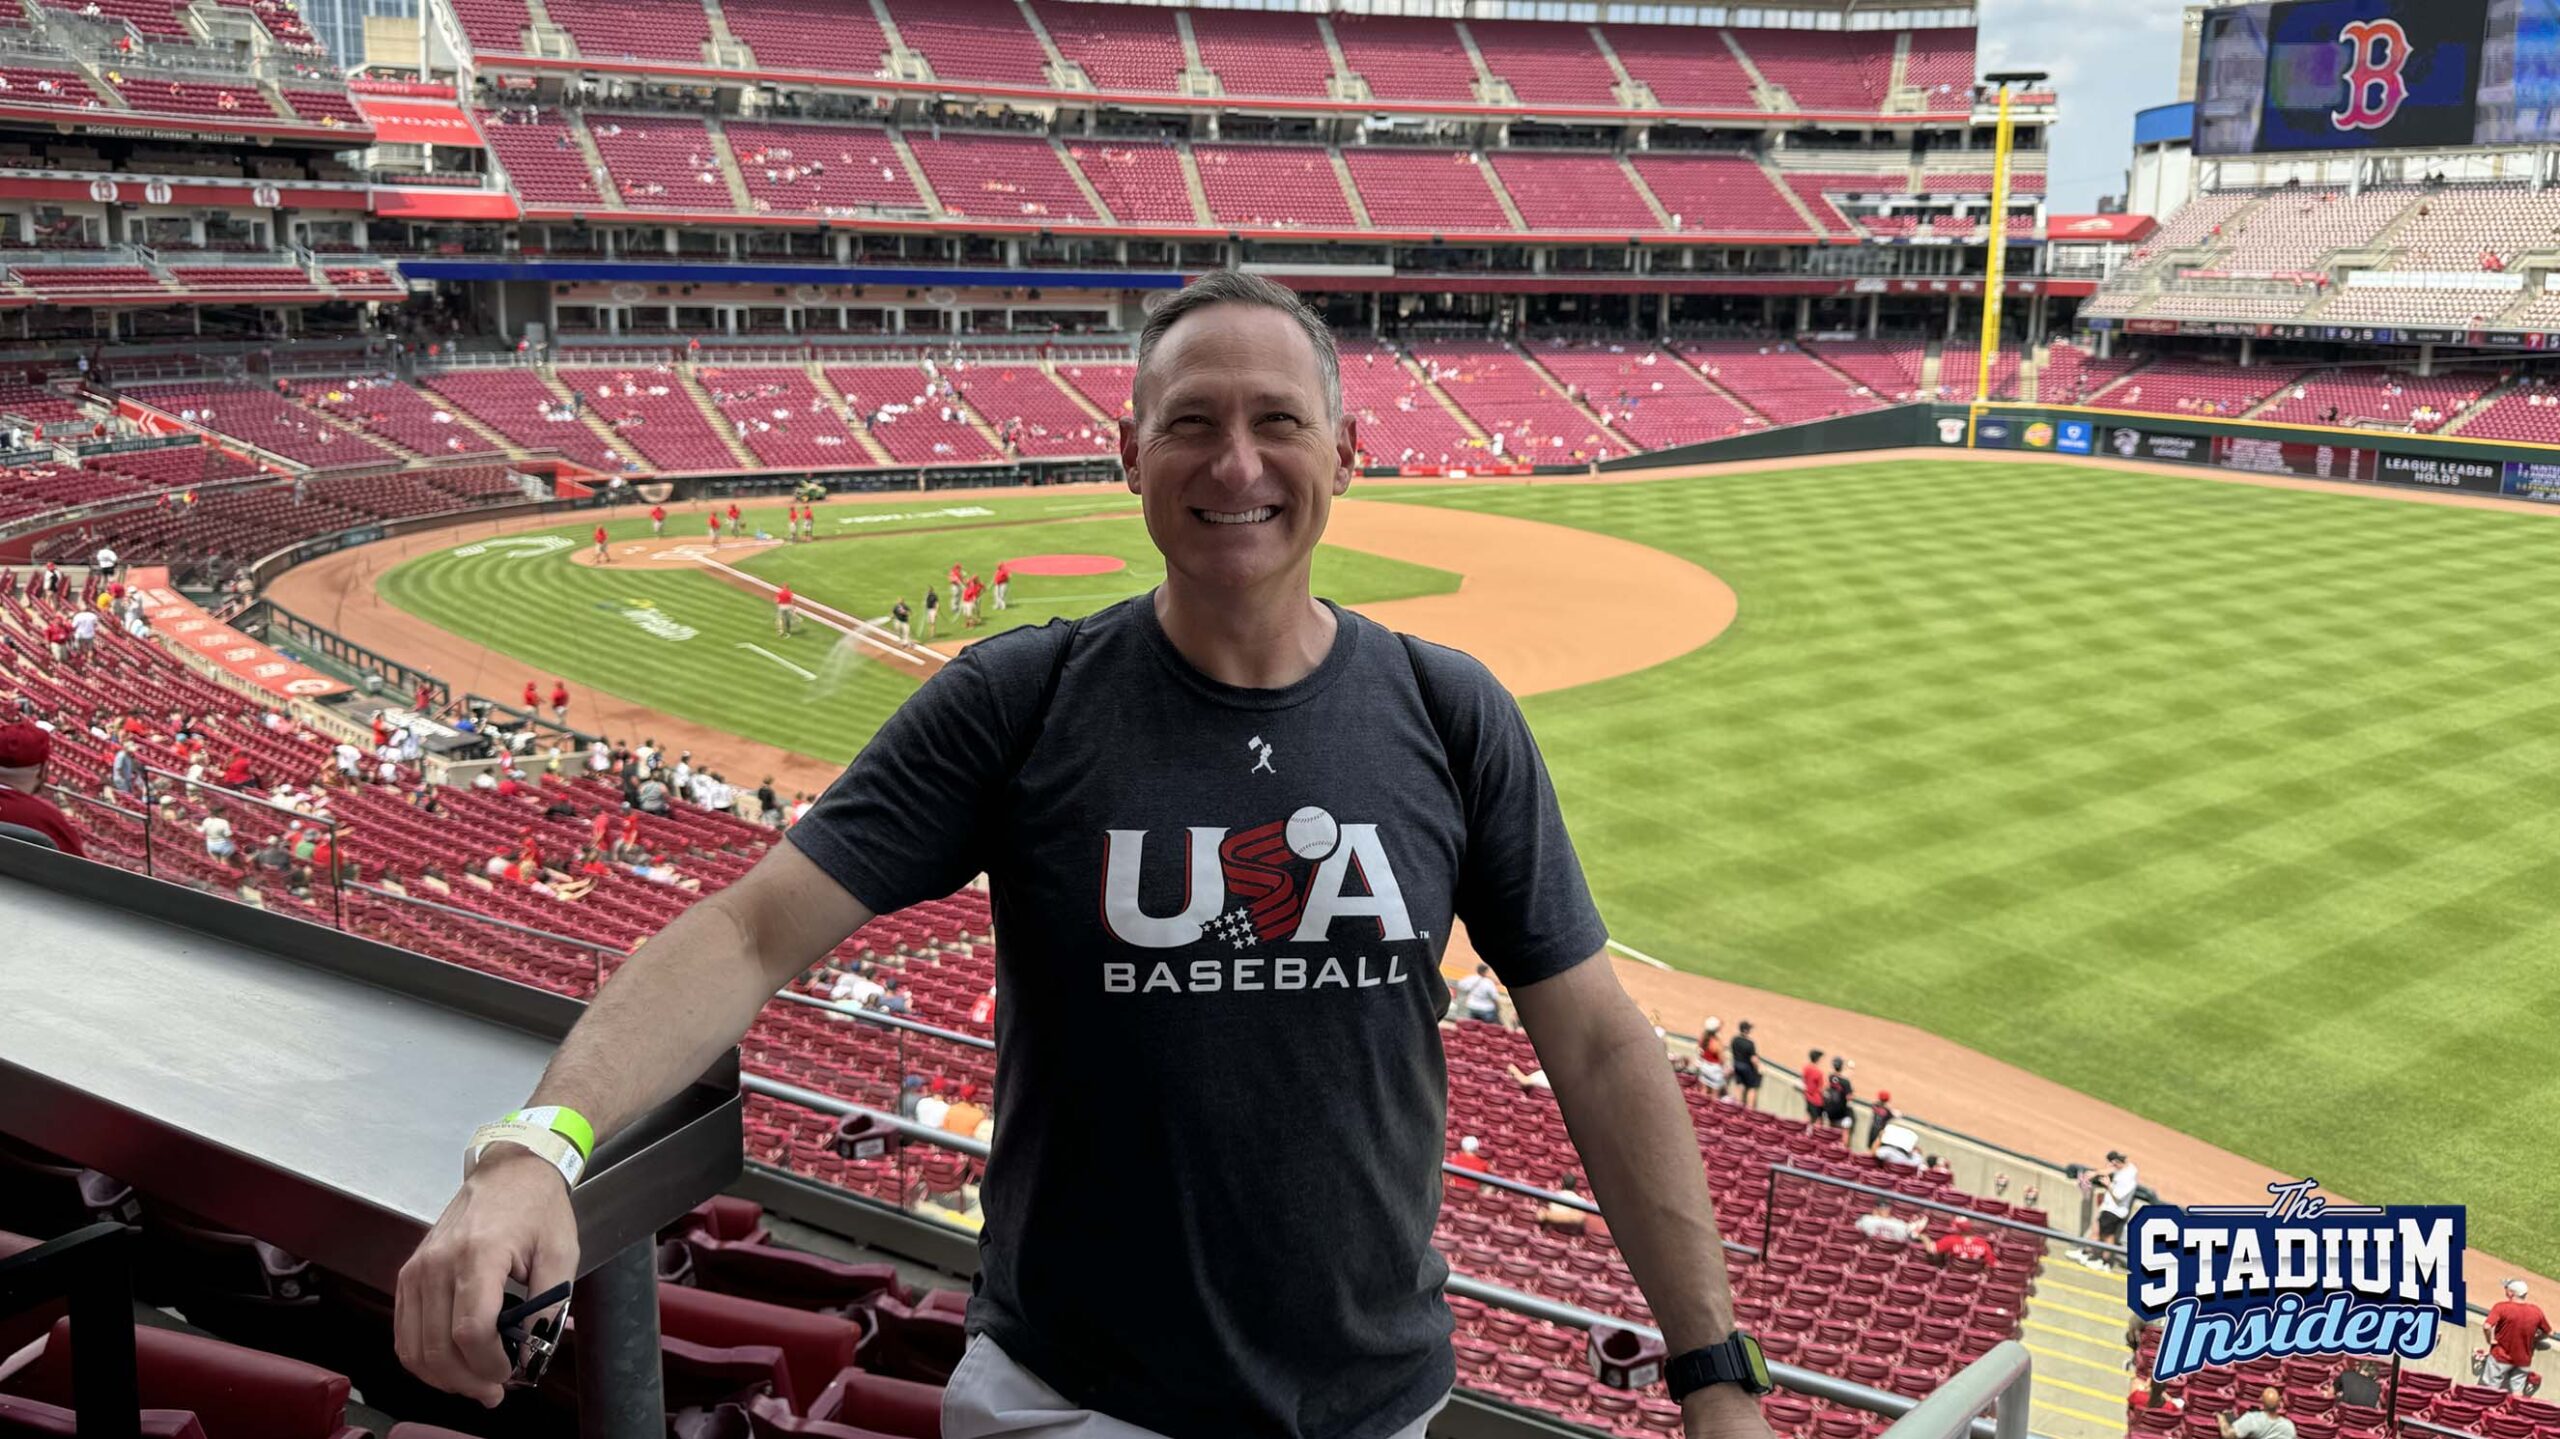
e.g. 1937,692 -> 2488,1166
790,592 -> 1606,1439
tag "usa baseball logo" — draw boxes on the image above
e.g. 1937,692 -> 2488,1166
2331,19 -> 2412,132
2131,1178 -> 2464,1382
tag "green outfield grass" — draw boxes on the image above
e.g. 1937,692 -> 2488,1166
382,462 -> 2560,1273
375,492 -> 1461,762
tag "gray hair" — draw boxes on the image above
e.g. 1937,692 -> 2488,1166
1133,270 -> 1341,421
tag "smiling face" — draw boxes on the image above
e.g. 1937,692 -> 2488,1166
1122,302 -> 1354,600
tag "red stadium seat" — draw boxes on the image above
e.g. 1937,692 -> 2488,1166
0,1318 -> 365,1439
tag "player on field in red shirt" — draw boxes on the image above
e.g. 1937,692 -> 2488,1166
775,583 -> 796,639
650,504 -> 666,537
707,512 -> 722,548
992,561 -> 1012,611
593,524 -> 611,564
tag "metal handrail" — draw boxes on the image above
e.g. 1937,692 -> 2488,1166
1763,1163 -> 2126,1257
1876,1341 -> 2030,1439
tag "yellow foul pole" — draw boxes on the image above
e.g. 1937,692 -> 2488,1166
1974,83 -> 2017,406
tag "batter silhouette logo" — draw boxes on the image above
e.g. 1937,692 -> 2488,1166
2331,19 -> 2412,133
2132,1179 -> 2463,1382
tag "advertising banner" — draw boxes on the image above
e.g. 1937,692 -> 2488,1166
2376,453 -> 2503,493
2196,0 -> 2490,156
127,567 -> 351,700
2057,419 -> 2095,455
2500,459 -> 2560,502
1972,416 -> 2062,451
2213,435 -> 2379,481
2102,426 -> 2211,465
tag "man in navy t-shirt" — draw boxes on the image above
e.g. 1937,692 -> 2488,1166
395,273 -> 1769,1439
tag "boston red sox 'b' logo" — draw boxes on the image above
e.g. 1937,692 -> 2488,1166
2332,19 -> 2411,132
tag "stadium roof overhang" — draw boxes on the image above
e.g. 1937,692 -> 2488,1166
355,95 -> 485,148
0,102 -> 374,148
2047,214 -> 2156,243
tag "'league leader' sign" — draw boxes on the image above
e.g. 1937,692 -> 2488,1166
2131,1179 -> 2464,1382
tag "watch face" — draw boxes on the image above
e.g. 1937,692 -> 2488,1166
1739,1332 -> 1773,1393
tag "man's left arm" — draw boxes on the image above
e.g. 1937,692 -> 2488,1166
1512,950 -> 1774,1439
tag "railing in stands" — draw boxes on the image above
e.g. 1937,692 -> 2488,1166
1874,1340 -> 2030,1439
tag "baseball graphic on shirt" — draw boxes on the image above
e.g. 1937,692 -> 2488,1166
1285,805 -> 1339,861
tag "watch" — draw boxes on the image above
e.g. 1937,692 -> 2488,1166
1666,1332 -> 1774,1401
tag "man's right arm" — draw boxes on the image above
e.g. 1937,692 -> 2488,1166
393,841 -> 872,1407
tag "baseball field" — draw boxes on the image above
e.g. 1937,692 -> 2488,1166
371,457 -> 2560,1277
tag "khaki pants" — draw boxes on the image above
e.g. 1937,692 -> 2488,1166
942,1334 -> 1450,1439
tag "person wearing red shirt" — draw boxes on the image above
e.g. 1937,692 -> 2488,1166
1447,1135 -> 1488,1191
523,680 -> 539,712
618,810 -> 642,859
0,721 -> 83,857
42,616 -> 69,663
726,502 -> 741,533
775,583 -> 796,639
371,713 -> 390,749
549,682 -> 570,725
593,524 -> 611,565
992,561 -> 1012,611
961,574 -> 984,629
1802,1049 -> 1828,1125
650,504 -> 666,537
1932,1218 -> 1994,1266
2484,1278 -> 2552,1393
707,512 -> 723,548
590,810 -> 611,851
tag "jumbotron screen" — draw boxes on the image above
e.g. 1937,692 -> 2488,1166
2195,0 -> 2560,155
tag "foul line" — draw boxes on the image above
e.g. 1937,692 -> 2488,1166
692,555 -> 942,670
735,642 -> 817,680
1607,939 -> 1671,971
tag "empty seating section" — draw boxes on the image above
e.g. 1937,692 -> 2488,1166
27,471 -> 518,578
2216,188 -> 2411,275
1680,342 -> 1887,425
1805,340 -> 1932,402
2032,342 -> 2094,402
167,266 -> 318,294
1532,342 -> 1755,448
1940,347 -> 2023,401
1339,343 -> 1474,468
1064,140 -> 1197,225
125,383 -> 401,470
109,78 -> 276,118
2383,184 -> 2560,270
1054,361 -> 1132,419
1345,150 -> 1510,232
1033,1 -> 1183,93
1601,26 -> 1756,108
449,0 -> 528,50
281,89 -> 363,127
1904,29 -> 1978,110
727,122 -> 921,217
291,375 -> 503,458
0,378 -> 79,422
2132,189 -> 2259,264
1189,10 -> 1336,100
1331,16 -> 1477,103
422,368 -> 631,468
1632,154 -> 1813,235
0,67 -> 103,106
699,367 -> 868,468
546,0 -> 708,61
1782,174 -> 1879,234
0,464 -> 154,526
325,266 -> 399,293
957,365 -> 1113,456
86,442 -> 263,489
2088,360 -> 2305,417
1736,29 -> 1894,112
2139,290 -> 2315,322
1488,152 -> 1658,231
35,0 -> 186,37
724,0 -> 888,75
560,366 -> 736,471
585,114 -> 731,210
2448,380 -> 2560,444
826,365 -> 1000,465
904,132 -> 1094,222
1466,21 -> 1618,106
885,0 -> 1050,87
1415,342 -> 1623,460
1921,171 -> 2047,195
1193,144 -> 1353,228
2253,370 -> 2487,432
478,108 -> 605,207
2315,285 -> 2516,328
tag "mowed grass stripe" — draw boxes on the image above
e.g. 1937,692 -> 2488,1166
1367,462 -> 2560,1275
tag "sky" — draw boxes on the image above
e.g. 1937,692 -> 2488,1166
1976,0 -> 2193,213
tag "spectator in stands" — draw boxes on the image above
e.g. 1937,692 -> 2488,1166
1801,1048 -> 1827,1123
2218,1388 -> 2295,1439
41,615 -> 68,664
2483,1278 -> 2551,1394
0,722 -> 83,856
199,808 -> 236,864
2332,1360 -> 2382,1409
915,1077 -> 952,1130
67,606 -> 98,659
1931,1217 -> 1994,1266
1726,1019 -> 1761,1108
1448,1135 -> 1488,1190
1505,1061 -> 1553,1091
1452,962 -> 1502,1025
943,1083 -> 987,1139
109,741 -> 144,804
1540,1173 -> 1608,1243
1821,1056 -> 1856,1133
1854,1199 -> 1926,1246
396,271 -> 1758,1439
1865,1090 -> 1896,1151
896,1075 -> 926,1120
829,962 -> 885,1010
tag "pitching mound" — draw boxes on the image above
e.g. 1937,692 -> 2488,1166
1001,553 -> 1126,576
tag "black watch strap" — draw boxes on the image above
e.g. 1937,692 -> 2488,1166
1666,1332 -> 1774,1400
